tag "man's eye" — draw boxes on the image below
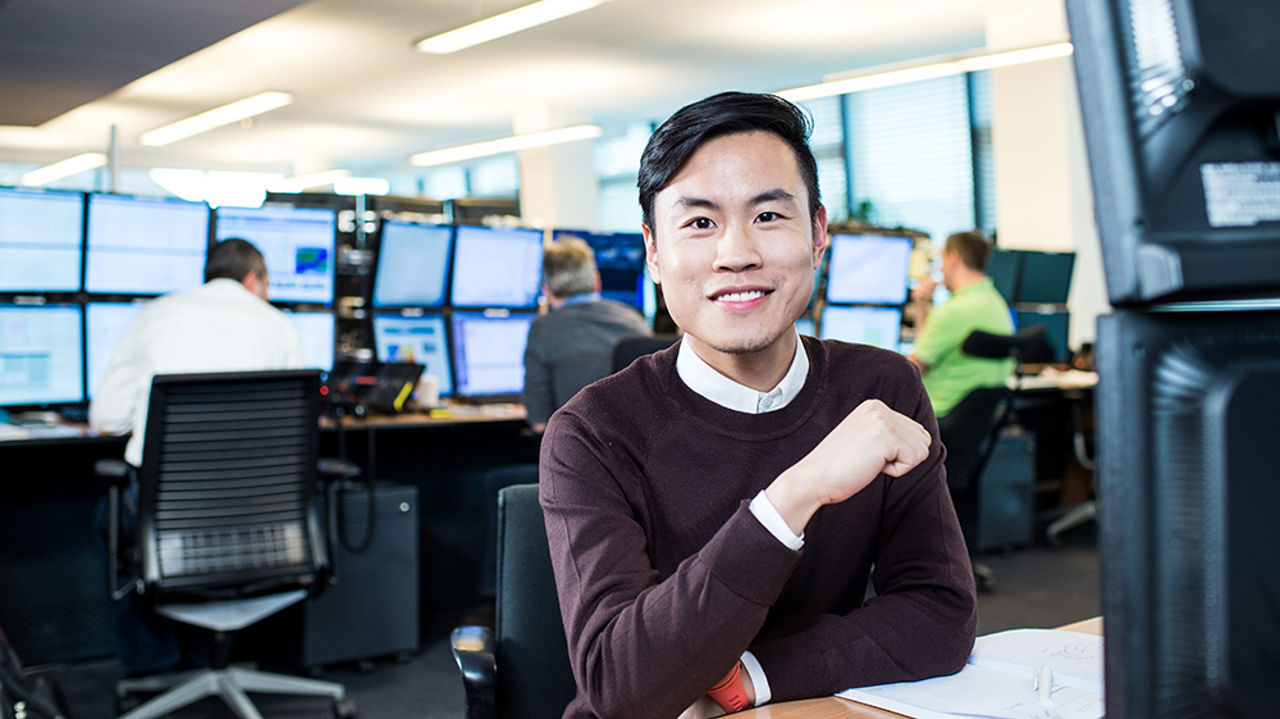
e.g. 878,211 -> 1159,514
688,217 -> 715,230
757,211 -> 781,223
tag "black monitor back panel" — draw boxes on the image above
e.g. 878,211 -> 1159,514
1067,0 -> 1280,305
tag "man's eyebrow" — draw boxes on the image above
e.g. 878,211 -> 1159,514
750,189 -> 798,206
672,196 -> 719,211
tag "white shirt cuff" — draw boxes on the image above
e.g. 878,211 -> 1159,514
748,489 -> 804,551
740,650 -> 771,706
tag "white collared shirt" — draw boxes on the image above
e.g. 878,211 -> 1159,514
673,330 -> 813,706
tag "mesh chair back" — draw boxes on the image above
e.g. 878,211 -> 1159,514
495,483 -> 575,719
135,370 -> 327,599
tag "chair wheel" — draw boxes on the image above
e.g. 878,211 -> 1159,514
333,697 -> 357,718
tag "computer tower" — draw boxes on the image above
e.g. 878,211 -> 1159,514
974,430 -> 1036,553
298,482 -> 420,669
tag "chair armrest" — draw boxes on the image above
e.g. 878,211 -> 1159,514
94,458 -> 132,487
450,625 -> 497,719
317,458 -> 362,482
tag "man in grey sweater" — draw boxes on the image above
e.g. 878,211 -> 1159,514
522,236 -> 651,431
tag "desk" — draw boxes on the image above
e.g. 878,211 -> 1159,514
732,618 -> 1103,718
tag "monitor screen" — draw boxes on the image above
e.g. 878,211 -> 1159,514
214,205 -> 336,304
825,234 -> 913,305
819,305 -> 902,351
553,229 -> 647,309
1015,310 -> 1070,364
85,301 -> 147,400
450,225 -> 543,308
371,313 -> 453,397
795,316 -> 816,337
283,310 -> 335,372
450,311 -> 534,398
372,221 -> 452,308
0,304 -> 83,406
85,194 -> 209,295
1015,251 -> 1075,306
0,188 -> 83,293
985,248 -> 1023,306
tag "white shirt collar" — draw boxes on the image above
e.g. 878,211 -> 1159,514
675,330 -> 810,414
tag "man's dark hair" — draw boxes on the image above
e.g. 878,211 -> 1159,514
945,231 -> 995,272
205,237 -> 267,283
638,92 -> 821,232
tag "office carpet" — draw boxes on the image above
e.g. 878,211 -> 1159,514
34,528 -> 1097,718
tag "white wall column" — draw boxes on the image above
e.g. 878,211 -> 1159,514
987,0 -> 1109,348
514,107 -> 598,230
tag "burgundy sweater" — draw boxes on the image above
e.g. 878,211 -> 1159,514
539,337 -> 977,718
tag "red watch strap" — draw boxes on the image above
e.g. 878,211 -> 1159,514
706,662 -> 750,713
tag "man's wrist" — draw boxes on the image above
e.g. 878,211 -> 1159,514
765,467 -> 822,536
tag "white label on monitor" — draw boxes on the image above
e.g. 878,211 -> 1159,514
1201,162 -> 1280,227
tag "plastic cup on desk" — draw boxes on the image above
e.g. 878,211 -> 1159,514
413,375 -> 440,410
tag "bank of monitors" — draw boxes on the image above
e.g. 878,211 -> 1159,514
214,205 -> 336,305
0,188 -> 84,293
372,221 -> 453,309
85,194 -> 209,295
371,313 -> 454,398
552,229 -> 646,309
985,249 -> 1075,307
1014,310 -> 1070,364
819,306 -> 902,352
825,234 -> 913,305
450,225 -> 543,309
449,312 -> 534,400
85,301 -> 147,400
0,305 -> 84,407
283,310 -> 336,372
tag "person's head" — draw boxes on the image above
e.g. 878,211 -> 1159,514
542,237 -> 600,305
638,92 -> 828,375
941,231 -> 993,290
205,237 -> 269,300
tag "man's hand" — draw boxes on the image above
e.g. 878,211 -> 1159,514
766,399 -> 932,535
912,275 -> 938,304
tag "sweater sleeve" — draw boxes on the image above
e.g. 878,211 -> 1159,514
539,410 -> 801,719
748,377 -> 978,701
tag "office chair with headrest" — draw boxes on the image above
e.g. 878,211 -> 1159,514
611,333 -> 680,374
451,483 -> 576,719
98,369 -> 358,719
939,325 -> 1053,592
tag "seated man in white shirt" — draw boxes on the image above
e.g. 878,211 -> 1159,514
90,237 -> 305,675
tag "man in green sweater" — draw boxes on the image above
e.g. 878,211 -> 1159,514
909,231 -> 1014,417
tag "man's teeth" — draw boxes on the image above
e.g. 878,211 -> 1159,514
717,290 -> 765,302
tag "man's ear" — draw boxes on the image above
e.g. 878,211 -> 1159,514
810,204 -> 829,270
642,224 -> 662,284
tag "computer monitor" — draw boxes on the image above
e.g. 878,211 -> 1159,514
1068,0 -> 1280,304
371,313 -> 453,397
282,310 -> 335,372
372,220 -> 453,308
1015,310 -> 1070,364
85,301 -> 147,400
819,306 -> 902,351
825,234 -> 913,305
795,316 -> 816,337
1015,252 -> 1075,306
85,194 -> 209,295
985,248 -> 1023,306
0,304 -> 83,407
214,205 -> 336,304
552,229 -> 647,309
1097,309 -> 1280,718
449,311 -> 535,400
0,187 -> 84,293
449,225 -> 543,309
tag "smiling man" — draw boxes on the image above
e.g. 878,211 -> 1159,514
539,92 -> 977,719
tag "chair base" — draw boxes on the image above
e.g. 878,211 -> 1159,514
117,665 -> 348,719
1046,500 -> 1097,545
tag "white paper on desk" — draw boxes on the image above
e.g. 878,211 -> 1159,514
836,629 -> 1104,719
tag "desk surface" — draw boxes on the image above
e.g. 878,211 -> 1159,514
731,617 -> 1103,718
321,401 -> 526,429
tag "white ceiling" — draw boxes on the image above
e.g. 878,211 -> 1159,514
0,0 -> 1018,182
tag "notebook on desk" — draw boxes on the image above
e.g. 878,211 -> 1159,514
838,629 -> 1103,719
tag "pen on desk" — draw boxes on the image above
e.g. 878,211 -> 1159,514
1035,664 -> 1053,704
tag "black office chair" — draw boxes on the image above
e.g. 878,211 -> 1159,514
98,370 -> 358,719
938,325 -> 1051,592
611,333 -> 680,374
451,483 -> 576,719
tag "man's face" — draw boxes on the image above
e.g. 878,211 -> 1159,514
643,131 -> 827,365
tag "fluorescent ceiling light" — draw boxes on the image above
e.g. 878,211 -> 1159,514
333,177 -> 390,196
409,124 -> 603,167
778,41 -> 1074,102
268,169 -> 352,193
21,152 -> 107,186
415,0 -> 614,54
140,91 -> 293,147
